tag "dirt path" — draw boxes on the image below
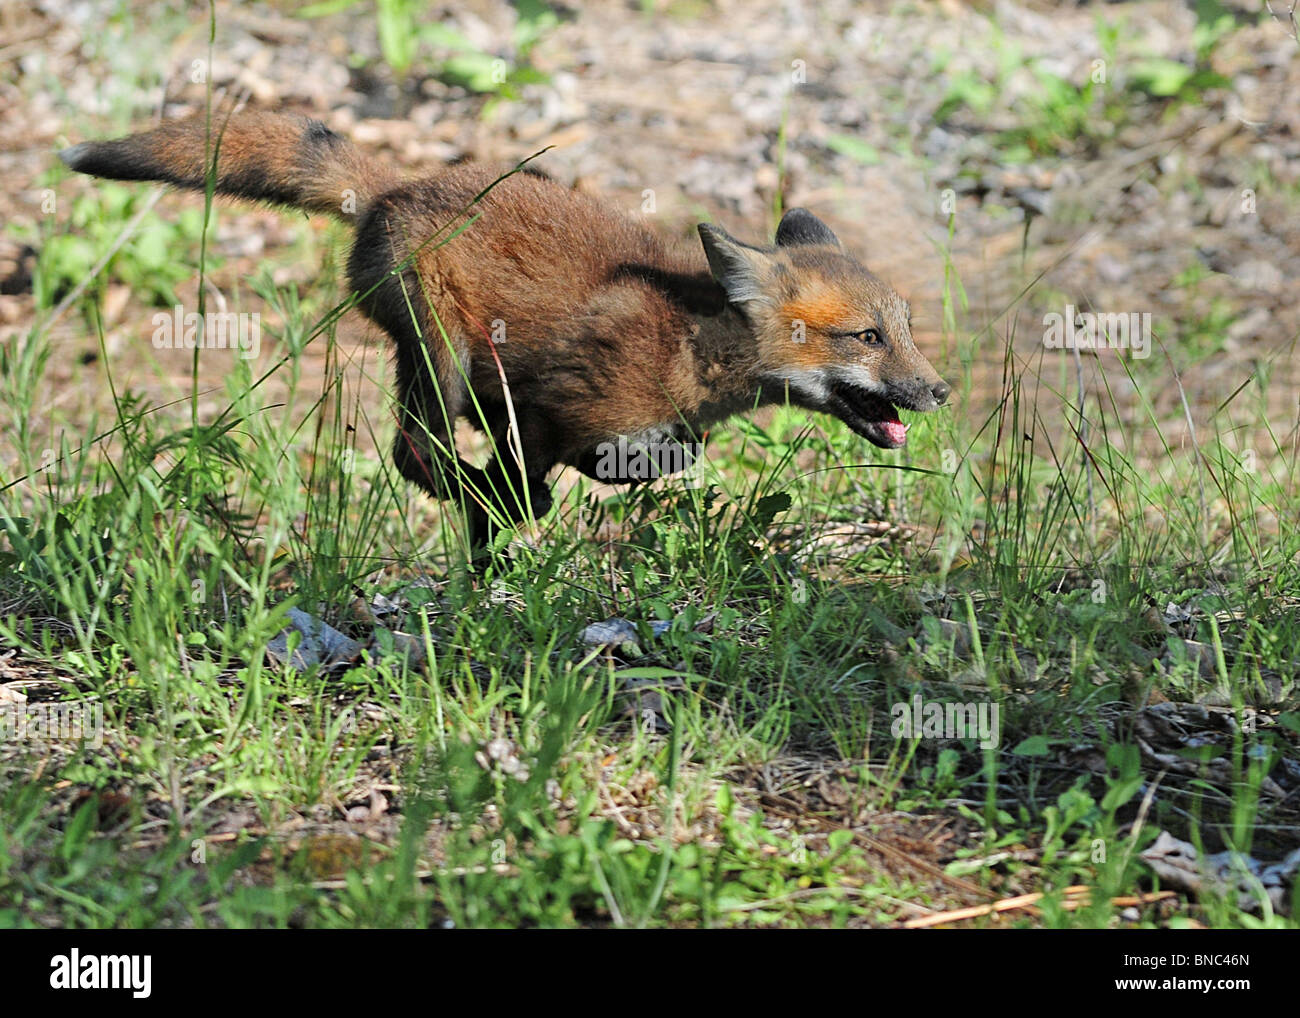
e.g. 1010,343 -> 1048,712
2,0 -> 1297,474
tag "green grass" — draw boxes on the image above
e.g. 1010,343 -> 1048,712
2,4 -> 1299,929
4,193 -> 1296,926
929,6 -> 1234,165
299,0 -> 558,113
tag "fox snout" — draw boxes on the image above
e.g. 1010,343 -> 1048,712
885,374 -> 951,414
827,373 -> 949,450
797,334 -> 951,451
820,338 -> 950,450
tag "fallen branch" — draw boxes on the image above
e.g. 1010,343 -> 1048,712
902,886 -> 1175,928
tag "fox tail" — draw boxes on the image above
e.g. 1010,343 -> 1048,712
60,110 -> 398,220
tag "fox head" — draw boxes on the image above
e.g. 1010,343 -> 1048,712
698,208 -> 949,449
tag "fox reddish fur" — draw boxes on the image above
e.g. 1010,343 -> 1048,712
61,110 -> 950,554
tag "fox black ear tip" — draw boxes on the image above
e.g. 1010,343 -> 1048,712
58,143 -> 91,170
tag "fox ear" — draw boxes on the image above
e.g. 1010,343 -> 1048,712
775,208 -> 840,248
698,223 -> 776,310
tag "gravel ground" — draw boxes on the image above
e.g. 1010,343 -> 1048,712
1,0 -> 1298,470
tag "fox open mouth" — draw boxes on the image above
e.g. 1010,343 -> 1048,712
830,384 -> 909,449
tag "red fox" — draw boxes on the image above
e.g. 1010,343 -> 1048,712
60,111 -> 950,554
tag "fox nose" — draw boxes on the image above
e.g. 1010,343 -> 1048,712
930,380 -> 951,406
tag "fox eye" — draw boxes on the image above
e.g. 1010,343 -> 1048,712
855,329 -> 883,345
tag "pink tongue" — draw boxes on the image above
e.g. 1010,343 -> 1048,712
881,419 -> 907,445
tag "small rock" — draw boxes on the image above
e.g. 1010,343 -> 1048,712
1225,306 -> 1271,344
1229,259 -> 1283,294
266,607 -> 363,671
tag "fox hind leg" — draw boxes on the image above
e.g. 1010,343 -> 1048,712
470,418 -> 557,554
389,334 -> 505,557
